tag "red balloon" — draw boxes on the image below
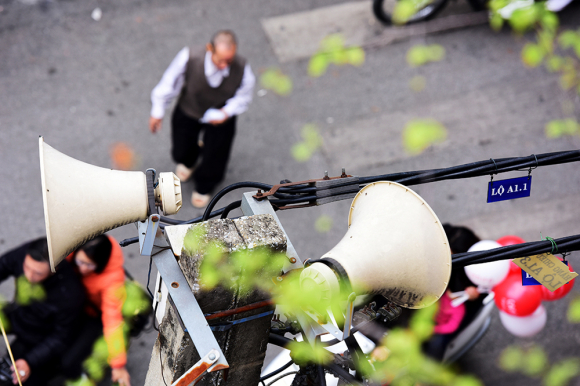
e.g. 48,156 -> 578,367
497,235 -> 526,246
494,273 -> 543,316
497,236 -> 526,275
541,260 -> 575,301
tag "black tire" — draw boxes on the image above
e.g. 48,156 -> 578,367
372,0 -> 450,25
465,0 -> 487,11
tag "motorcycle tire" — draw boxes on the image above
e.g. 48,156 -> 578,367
465,0 -> 487,11
372,0 -> 450,25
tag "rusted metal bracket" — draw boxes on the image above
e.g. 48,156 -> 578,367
171,349 -> 221,386
252,173 -> 353,201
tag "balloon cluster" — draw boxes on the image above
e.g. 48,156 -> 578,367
464,235 -> 575,338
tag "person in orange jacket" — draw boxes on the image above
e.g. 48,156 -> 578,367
62,235 -> 131,386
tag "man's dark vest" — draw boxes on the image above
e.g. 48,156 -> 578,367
178,47 -> 246,120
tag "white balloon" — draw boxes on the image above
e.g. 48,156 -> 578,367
499,304 -> 547,338
464,240 -> 510,289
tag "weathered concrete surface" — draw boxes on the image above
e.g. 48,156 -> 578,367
145,214 -> 286,386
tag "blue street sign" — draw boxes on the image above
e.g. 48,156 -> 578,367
522,261 -> 569,286
487,176 -> 532,203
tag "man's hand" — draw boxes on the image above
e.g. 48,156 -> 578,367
149,117 -> 163,133
11,359 -> 30,384
209,110 -> 229,126
465,286 -> 480,300
112,367 -> 131,386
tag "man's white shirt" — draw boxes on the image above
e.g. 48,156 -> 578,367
150,47 -> 255,120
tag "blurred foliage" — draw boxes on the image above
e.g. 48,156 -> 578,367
499,345 -> 524,372
260,68 -> 293,96
522,346 -> 549,377
308,34 -> 365,77
406,45 -> 446,67
402,119 -> 448,155
15,275 -> 46,306
371,304 -> 483,386
179,225 -> 486,385
72,281 -> 151,384
314,215 -> 333,233
291,123 -> 323,162
488,1 -> 580,105
184,226 -> 287,296
409,75 -> 427,92
544,358 -> 580,386
545,119 -> 579,138
110,142 -> 136,171
392,0 -> 436,25
64,373 -> 95,386
567,295 -> 580,323
498,344 -> 580,386
288,340 -> 333,366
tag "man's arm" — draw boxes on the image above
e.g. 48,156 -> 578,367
0,244 -> 26,283
23,286 -> 84,369
220,63 -> 256,119
149,47 -> 190,133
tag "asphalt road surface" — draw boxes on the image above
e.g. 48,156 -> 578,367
1,0 -> 580,385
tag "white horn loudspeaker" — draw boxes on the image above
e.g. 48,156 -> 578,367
39,137 -> 182,272
300,181 -> 451,309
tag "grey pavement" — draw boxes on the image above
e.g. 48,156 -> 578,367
1,0 -> 580,385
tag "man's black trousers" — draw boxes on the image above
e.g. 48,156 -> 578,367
171,105 -> 237,195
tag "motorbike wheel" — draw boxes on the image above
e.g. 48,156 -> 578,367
372,0 -> 450,25
465,0 -> 487,11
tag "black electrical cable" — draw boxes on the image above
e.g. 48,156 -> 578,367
220,200 -> 242,219
268,333 -> 294,348
120,237 -> 139,247
360,151 -> 580,186
133,149 -> 580,228
324,364 -> 362,385
259,360 -> 295,382
452,235 -> 580,266
202,182 -> 311,221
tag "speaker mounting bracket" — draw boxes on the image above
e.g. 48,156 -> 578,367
151,233 -> 229,373
138,214 -> 160,256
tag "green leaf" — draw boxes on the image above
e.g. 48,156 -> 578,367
540,11 -> 559,32
543,358 -> 580,386
523,346 -> 548,377
291,142 -> 313,162
499,346 -> 523,372
407,46 -> 429,67
509,7 -> 539,34
320,34 -> 345,53
567,296 -> 580,323
453,375 -> 484,386
522,43 -> 545,67
409,75 -> 427,92
308,54 -> 329,77
301,124 -> 323,150
273,75 -> 293,96
315,215 -> 333,233
407,45 -> 445,67
259,68 -> 293,96
558,30 -> 579,49
402,119 -> 448,154
490,13 -> 504,31
559,68 -> 577,90
427,44 -> 446,62
393,0 -> 417,24
346,47 -> 365,66
546,56 -> 564,72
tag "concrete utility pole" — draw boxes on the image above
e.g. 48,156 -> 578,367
145,214 -> 286,386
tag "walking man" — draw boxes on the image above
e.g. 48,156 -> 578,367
149,30 -> 255,208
